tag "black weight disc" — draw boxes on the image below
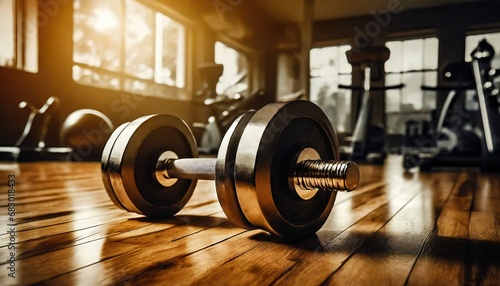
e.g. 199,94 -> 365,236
215,111 -> 255,229
234,100 -> 339,240
103,114 -> 197,218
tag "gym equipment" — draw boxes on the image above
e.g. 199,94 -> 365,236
0,97 -> 72,161
101,100 -> 360,240
0,97 -> 115,162
194,89 -> 267,154
16,96 -> 59,148
403,39 -> 500,171
193,63 -> 268,154
60,109 -> 114,161
339,47 -> 404,164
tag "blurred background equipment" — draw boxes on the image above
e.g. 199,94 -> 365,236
338,46 -> 404,164
192,63 -> 267,154
0,97 -> 72,161
60,109 -> 114,161
403,39 -> 500,171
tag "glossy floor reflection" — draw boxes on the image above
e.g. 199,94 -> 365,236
0,156 -> 498,285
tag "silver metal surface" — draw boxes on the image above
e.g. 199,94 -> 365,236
107,116 -> 153,214
102,114 -> 198,217
233,100 -> 342,239
294,160 -> 359,192
156,151 -> 178,187
291,148 -> 321,200
101,122 -> 130,211
102,102 -> 360,238
215,112 -> 255,229
472,59 -> 494,153
165,158 -> 216,181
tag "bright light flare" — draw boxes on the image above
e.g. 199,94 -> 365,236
92,8 -> 118,32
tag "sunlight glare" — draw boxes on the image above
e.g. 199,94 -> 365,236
92,8 -> 118,32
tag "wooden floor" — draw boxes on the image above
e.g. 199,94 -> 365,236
0,156 -> 499,285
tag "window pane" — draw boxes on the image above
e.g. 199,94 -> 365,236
402,39 -> 424,72
310,46 -> 338,77
311,76 -> 351,132
157,13 -> 185,88
310,45 -> 352,132
215,41 -> 248,96
423,71 -> 438,110
73,0 -> 122,71
73,65 -> 120,90
73,0 -> 187,98
385,73 -> 402,112
385,41 -> 402,73
402,72 -> 423,110
0,0 -> 15,67
125,0 -> 154,79
336,74 -> 352,132
423,37 -> 438,70
0,0 -> 38,72
310,45 -> 352,76
338,45 -> 352,74
385,37 -> 438,134
124,78 -> 172,97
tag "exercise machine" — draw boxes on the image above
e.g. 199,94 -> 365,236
193,63 -> 267,153
0,96 -> 115,162
0,97 -> 72,161
339,47 -> 404,164
403,39 -> 500,171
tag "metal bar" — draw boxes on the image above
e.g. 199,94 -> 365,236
166,158 -> 216,181
472,59 -> 494,153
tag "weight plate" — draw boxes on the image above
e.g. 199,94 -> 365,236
215,111 -> 255,229
103,114 -> 198,218
101,122 -> 130,211
234,100 -> 339,240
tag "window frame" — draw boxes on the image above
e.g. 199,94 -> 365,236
384,32 -> 440,134
0,0 -> 38,73
213,40 -> 251,97
215,35 -> 257,96
464,28 -> 500,64
309,42 -> 353,133
72,0 -> 189,100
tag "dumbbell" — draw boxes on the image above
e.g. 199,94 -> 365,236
101,100 -> 360,240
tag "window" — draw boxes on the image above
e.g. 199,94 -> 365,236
214,41 -> 248,96
465,31 -> 500,69
310,45 -> 352,133
0,0 -> 38,73
385,37 -> 439,134
73,0 -> 186,99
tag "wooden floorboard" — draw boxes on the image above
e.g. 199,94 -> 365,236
0,156 -> 499,285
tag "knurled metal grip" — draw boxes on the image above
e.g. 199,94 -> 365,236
294,160 -> 359,192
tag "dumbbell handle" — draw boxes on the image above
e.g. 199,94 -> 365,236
157,157 -> 359,192
165,158 -> 216,180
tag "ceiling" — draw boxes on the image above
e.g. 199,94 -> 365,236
253,0 -> 488,23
